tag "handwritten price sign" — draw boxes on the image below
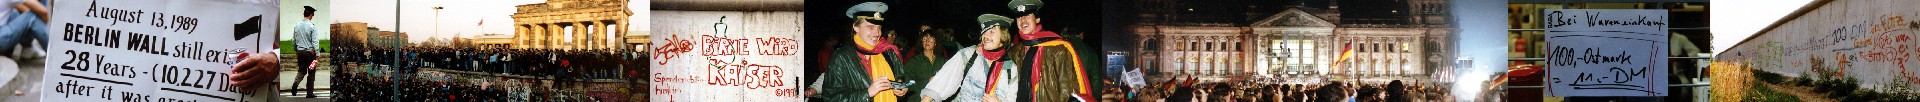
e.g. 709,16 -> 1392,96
1543,9 -> 1669,97
45,0 -> 278,101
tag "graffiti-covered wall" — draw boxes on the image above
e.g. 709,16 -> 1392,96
1715,0 -> 1919,93
648,10 -> 806,102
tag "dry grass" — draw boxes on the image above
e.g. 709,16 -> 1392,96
1709,61 -> 1749,102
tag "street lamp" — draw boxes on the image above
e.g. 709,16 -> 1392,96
435,6 -> 444,47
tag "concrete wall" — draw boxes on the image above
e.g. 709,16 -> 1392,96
1715,0 -> 1920,92
647,10 -> 805,102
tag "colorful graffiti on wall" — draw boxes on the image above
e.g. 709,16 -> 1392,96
649,11 -> 807,102
1713,1 -> 1920,101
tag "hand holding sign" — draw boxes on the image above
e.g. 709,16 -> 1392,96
228,52 -> 276,91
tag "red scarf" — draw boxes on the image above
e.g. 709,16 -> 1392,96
978,47 -> 1005,61
980,46 -> 1008,94
1019,24 -> 1061,41
854,37 -> 898,75
854,38 -> 898,55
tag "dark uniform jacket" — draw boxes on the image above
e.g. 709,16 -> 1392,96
821,42 -> 906,102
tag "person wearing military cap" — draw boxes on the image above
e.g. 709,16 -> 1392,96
920,14 -> 1022,102
288,5 -> 323,98
1005,0 -> 1096,101
822,2 -> 909,102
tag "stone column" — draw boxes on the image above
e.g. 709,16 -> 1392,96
517,24 -> 528,49
617,19 -> 629,50
547,23 -> 560,49
534,24 -> 547,49
537,23 -> 545,48
571,22 -> 586,49
532,24 -> 547,49
514,24 -> 523,49
593,21 -> 606,49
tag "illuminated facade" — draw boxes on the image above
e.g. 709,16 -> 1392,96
1122,0 -> 1451,83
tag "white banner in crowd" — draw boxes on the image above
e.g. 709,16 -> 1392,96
1542,9 -> 1669,97
648,11 -> 805,102
1124,69 -> 1145,88
44,0 -> 278,101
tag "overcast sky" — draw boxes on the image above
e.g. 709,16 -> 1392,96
1709,0 -> 1812,56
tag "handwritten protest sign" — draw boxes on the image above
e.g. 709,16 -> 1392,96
1543,9 -> 1669,96
1124,69 -> 1145,88
45,0 -> 278,101
649,11 -> 804,102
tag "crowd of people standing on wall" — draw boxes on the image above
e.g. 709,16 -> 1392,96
329,44 -> 649,101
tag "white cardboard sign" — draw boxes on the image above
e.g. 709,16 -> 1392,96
45,0 -> 278,101
1124,69 -> 1145,88
1542,9 -> 1669,97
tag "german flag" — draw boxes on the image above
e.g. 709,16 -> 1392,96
1332,44 -> 1355,69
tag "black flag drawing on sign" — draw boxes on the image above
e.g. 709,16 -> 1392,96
233,15 -> 262,40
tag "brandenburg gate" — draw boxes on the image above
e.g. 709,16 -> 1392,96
512,0 -> 632,49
